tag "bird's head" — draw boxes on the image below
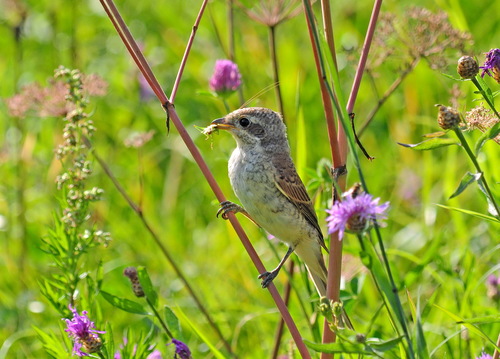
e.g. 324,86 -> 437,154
211,107 -> 288,149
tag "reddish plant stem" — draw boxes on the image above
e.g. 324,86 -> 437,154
302,1 -> 344,356
99,0 -> 311,357
346,0 -> 382,116
170,0 -> 209,102
271,260 -> 294,359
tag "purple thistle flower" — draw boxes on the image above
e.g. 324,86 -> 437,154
480,48 -> 500,82
476,352 -> 493,359
209,60 -> 242,94
487,274 -> 500,287
326,192 -> 389,240
170,339 -> 191,359
63,305 -> 105,356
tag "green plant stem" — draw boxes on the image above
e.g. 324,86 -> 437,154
371,226 -> 414,357
453,127 -> 500,217
268,25 -> 285,120
471,77 -> 500,119
222,98 -> 230,113
145,297 -> 174,339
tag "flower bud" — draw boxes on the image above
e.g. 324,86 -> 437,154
457,56 -> 479,79
123,267 -> 145,297
436,105 -> 460,130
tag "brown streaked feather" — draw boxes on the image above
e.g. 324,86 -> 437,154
272,153 -> 327,251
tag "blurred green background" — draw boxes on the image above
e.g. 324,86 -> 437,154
1,0 -> 499,357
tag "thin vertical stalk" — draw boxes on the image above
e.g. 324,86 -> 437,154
99,0 -> 311,357
269,25 -> 285,120
346,0 -> 382,116
271,261 -> 294,359
493,333 -> 500,359
170,0 -> 209,102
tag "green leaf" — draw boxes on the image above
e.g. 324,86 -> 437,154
366,336 -> 404,352
435,204 -> 500,223
397,138 -> 459,150
475,75 -> 495,104
303,340 -> 374,355
164,306 -> 182,340
100,291 -> 149,315
476,177 -> 500,217
434,304 -> 498,347
175,306 -> 226,359
475,121 -> 500,153
449,172 -> 482,199
33,327 -> 66,358
137,266 -> 158,307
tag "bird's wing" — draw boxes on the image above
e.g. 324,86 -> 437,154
272,153 -> 327,251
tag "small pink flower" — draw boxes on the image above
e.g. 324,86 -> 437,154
209,60 -> 242,93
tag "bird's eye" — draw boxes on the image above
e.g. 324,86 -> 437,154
239,117 -> 250,127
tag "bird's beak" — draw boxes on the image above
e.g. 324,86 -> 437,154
211,117 -> 235,130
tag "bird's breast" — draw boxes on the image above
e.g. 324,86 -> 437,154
227,147 -> 314,246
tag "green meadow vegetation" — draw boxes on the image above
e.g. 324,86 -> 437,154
1,0 -> 499,358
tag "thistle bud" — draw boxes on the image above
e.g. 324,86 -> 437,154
457,56 -> 479,79
123,267 -> 145,297
436,105 -> 460,130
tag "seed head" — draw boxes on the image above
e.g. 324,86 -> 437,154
436,105 -> 460,130
457,56 -> 479,79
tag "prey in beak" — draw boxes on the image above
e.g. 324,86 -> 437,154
210,117 -> 235,131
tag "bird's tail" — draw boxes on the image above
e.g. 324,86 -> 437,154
302,254 -> 354,330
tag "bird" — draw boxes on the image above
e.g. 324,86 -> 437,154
211,107 -> 329,297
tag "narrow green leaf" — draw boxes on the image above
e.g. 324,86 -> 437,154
175,306 -> 225,359
303,339 -> 374,355
435,204 -> 500,223
164,306 -> 182,340
366,336 -> 404,352
415,297 -> 430,359
398,138 -> 459,150
100,291 -> 149,315
475,75 -> 495,104
476,178 -> 500,217
295,107 -> 307,179
137,266 -> 158,307
434,304 -> 497,346
449,172 -> 482,199
475,121 -> 500,153
33,327 -> 66,358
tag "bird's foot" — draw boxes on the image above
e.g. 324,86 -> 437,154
216,201 -> 245,220
258,270 -> 279,288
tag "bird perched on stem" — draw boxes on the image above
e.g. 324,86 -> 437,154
211,107 -> 329,296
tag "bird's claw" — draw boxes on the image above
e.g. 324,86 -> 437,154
216,201 -> 244,220
258,271 -> 278,288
